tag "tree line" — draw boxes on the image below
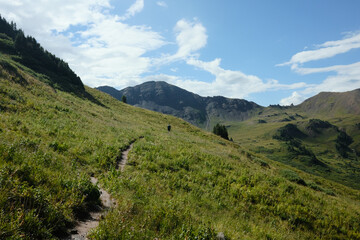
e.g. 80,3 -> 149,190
0,15 -> 84,92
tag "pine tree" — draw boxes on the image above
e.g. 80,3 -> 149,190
14,30 -> 25,51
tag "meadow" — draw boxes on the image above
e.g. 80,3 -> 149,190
1,52 -> 360,239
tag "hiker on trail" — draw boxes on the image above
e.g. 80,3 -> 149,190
167,124 -> 171,132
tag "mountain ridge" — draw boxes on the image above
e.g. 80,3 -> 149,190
299,88 -> 360,115
98,82 -> 360,129
97,81 -> 262,128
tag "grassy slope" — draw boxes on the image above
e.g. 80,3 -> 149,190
1,54 -> 360,239
227,106 -> 360,190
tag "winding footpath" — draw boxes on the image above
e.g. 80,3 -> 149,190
118,143 -> 134,171
68,142 -> 134,240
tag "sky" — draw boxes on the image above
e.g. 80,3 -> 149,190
1,0 -> 360,106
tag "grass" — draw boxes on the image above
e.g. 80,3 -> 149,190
225,106 -> 360,190
1,53 -> 360,239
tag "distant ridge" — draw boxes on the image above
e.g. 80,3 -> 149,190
97,81 -> 262,128
299,89 -> 360,115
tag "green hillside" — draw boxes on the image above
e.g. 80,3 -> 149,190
1,18 -> 360,239
226,105 -> 360,190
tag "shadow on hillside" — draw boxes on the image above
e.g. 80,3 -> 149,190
79,90 -> 108,108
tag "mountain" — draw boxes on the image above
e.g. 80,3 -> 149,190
97,81 -> 262,128
299,89 -> 360,115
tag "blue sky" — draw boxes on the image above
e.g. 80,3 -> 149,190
1,0 -> 360,106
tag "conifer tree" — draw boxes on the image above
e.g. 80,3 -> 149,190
121,95 -> 127,104
213,123 -> 229,140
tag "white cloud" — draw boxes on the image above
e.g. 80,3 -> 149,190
152,18 -> 208,66
187,58 -> 266,90
280,92 -> 306,106
71,17 -> 166,87
156,1 -> 167,7
170,19 -> 207,61
279,32 -> 360,66
0,0 -> 168,89
120,0 -> 144,21
0,0 -> 111,35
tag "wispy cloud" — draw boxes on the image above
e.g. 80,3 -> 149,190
278,32 -> 360,66
156,1 -> 167,8
144,57 -> 307,100
279,32 -> 360,105
120,0 -> 144,21
300,62 -> 360,94
182,58 -> 306,98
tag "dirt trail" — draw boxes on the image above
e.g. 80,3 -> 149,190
67,143 -> 135,240
118,143 -> 134,172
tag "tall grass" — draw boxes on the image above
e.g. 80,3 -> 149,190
1,56 -> 360,239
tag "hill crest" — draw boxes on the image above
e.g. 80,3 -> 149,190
299,88 -> 360,115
